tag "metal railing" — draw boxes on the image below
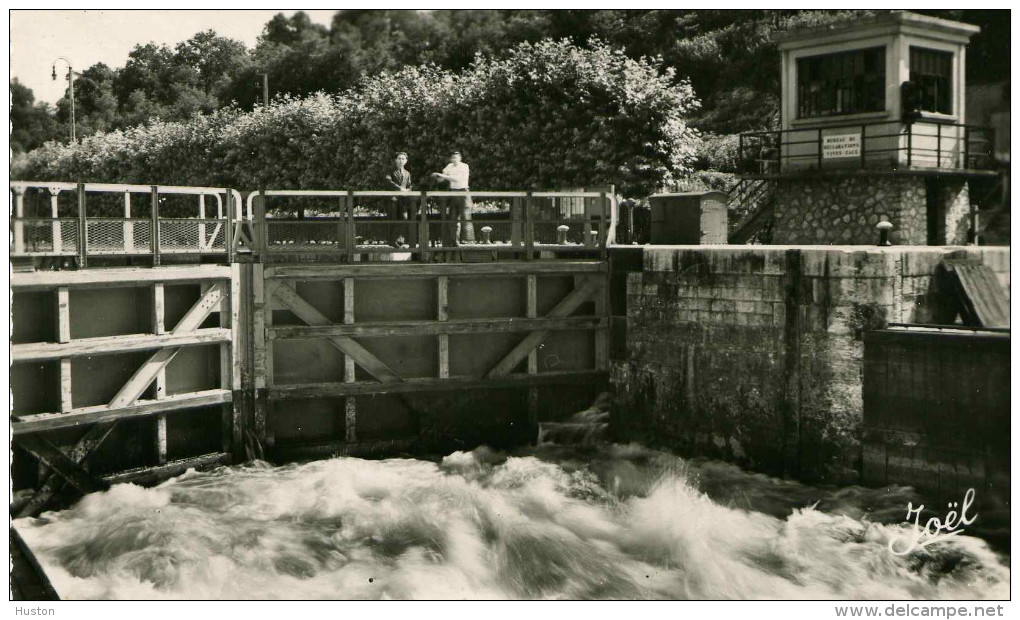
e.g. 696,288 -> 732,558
738,119 -> 995,175
246,189 -> 617,260
10,182 -> 247,266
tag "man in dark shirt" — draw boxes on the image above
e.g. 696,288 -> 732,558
385,152 -> 417,247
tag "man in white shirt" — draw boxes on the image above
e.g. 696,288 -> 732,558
432,151 -> 475,244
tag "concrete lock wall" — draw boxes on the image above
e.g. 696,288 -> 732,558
610,244 -> 1009,483
771,175 -> 972,246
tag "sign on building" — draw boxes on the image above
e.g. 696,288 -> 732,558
822,133 -> 861,159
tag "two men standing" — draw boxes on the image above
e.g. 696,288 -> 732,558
384,150 -> 475,248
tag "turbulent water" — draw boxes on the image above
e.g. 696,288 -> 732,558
14,442 -> 1010,600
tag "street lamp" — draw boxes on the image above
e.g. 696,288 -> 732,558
52,57 -> 76,142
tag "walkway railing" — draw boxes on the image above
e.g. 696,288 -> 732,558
246,189 -> 617,261
10,182 -> 247,266
738,119 -> 995,176
11,183 -> 616,264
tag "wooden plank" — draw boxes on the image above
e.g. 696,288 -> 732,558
343,277 -> 357,441
15,435 -> 110,495
153,282 -> 167,463
59,358 -> 73,414
102,452 -> 231,486
253,263 -> 268,390
56,287 -> 71,343
272,282 -> 402,384
267,316 -> 606,340
438,276 -> 449,379
108,284 -> 224,408
593,275 -> 609,371
268,260 -> 606,280
11,328 -> 232,362
12,389 -> 232,436
270,370 -> 607,399
526,274 -> 538,374
943,260 -> 1010,328
10,527 -> 61,601
487,276 -> 600,378
11,264 -> 232,291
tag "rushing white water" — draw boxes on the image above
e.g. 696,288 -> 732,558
14,443 -> 1009,600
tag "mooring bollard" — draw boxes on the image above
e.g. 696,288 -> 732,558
557,224 -> 570,245
480,226 -> 493,244
589,229 -> 599,246
876,220 -> 893,246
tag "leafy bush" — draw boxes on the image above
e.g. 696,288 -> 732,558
15,39 -> 701,198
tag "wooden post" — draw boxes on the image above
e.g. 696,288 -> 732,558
123,191 -> 134,253
511,196 -> 523,250
220,270 -> 237,455
963,126 -> 970,169
150,186 -> 160,266
594,277 -> 608,372
258,190 -> 269,258
346,191 -> 356,263
56,287 -> 72,414
50,188 -> 62,255
437,276 -> 449,379
524,191 -> 534,260
12,187 -> 25,254
198,195 -> 207,254
343,277 -> 356,442
224,190 -> 235,263
152,282 -> 167,464
252,263 -> 267,443
418,190 -> 430,263
526,273 -> 539,442
76,183 -> 87,268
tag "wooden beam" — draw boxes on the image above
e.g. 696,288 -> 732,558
266,260 -> 606,280
102,452 -> 231,486
11,264 -> 232,291
343,278 -> 356,442
15,435 -> 110,495
152,282 -> 167,464
15,423 -> 118,518
437,276 -> 449,380
12,328 -> 232,362
267,316 -> 606,340
526,274 -> 539,441
272,282 -> 402,384
270,370 -> 606,399
487,276 -> 600,378
108,284 -> 225,408
57,287 -> 73,414
12,389 -> 232,436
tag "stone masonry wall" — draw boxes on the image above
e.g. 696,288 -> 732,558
610,245 -> 1009,484
771,175 -> 971,246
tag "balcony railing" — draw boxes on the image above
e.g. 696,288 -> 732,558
246,189 -> 617,261
10,182 -> 247,266
738,119 -> 996,176
10,183 -> 617,264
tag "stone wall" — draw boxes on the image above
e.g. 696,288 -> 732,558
771,175 -> 971,246
610,245 -> 1009,484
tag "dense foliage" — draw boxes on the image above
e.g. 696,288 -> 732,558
16,40 -> 700,197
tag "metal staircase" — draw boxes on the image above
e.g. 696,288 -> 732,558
727,178 -> 777,244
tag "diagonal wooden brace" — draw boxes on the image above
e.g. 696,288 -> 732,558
15,423 -> 118,517
109,283 -> 225,408
16,434 -> 111,496
271,282 -> 402,384
486,276 -> 600,378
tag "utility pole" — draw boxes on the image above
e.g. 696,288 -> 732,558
52,57 -> 76,142
262,73 -> 269,109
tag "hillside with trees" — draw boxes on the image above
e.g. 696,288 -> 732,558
11,9 -> 1010,191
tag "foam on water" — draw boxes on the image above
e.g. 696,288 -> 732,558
13,444 -> 1010,600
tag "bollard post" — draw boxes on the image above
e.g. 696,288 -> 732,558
876,220 -> 893,246
77,183 -> 87,268
480,225 -> 493,244
557,224 -> 569,245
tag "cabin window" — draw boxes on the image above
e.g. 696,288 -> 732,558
910,47 -> 953,114
797,47 -> 886,118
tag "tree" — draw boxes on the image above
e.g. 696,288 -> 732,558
10,80 -> 60,152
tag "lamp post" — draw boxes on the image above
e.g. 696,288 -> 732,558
52,57 -> 77,142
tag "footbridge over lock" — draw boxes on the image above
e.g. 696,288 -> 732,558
9,181 -> 617,516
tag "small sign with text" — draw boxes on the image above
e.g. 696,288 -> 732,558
822,133 -> 861,159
